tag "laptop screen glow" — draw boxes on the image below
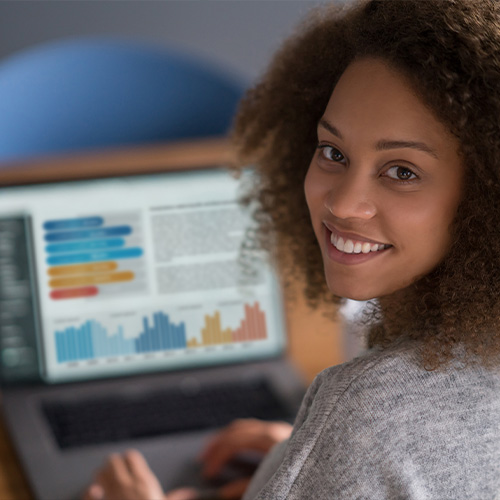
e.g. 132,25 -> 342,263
0,169 -> 286,383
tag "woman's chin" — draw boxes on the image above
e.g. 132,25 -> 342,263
326,282 -> 377,302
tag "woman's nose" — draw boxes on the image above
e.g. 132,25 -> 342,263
323,170 -> 376,220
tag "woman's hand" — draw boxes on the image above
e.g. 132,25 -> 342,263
198,418 -> 293,499
83,449 -> 198,500
82,419 -> 293,500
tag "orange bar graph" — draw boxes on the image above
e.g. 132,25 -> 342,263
188,302 -> 267,348
49,270 -> 134,289
201,311 -> 234,345
48,261 -> 117,276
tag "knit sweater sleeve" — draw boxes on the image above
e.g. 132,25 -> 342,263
244,343 -> 500,499
241,366 -> 328,500
248,351 -> 387,499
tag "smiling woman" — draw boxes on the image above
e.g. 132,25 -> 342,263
234,0 -> 500,372
229,0 -> 500,498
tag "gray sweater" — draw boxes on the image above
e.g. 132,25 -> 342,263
243,341 -> 500,499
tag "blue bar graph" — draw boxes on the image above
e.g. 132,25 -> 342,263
55,313 -> 187,363
46,238 -> 125,254
135,312 -> 187,353
44,217 -> 104,231
47,247 -> 143,265
44,225 -> 132,243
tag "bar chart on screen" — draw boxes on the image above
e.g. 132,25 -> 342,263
43,212 -> 147,301
54,302 -> 268,364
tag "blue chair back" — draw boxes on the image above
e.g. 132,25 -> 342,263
0,37 -> 246,163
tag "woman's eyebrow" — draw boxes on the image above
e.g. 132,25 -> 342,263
375,139 -> 439,159
318,118 -> 343,138
318,118 -> 439,159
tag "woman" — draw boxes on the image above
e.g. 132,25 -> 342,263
85,0 -> 500,498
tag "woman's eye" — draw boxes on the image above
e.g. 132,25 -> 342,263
385,165 -> 418,182
319,145 -> 345,163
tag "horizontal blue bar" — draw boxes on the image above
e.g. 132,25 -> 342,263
44,217 -> 103,231
45,238 -> 125,254
47,247 -> 143,265
44,225 -> 132,242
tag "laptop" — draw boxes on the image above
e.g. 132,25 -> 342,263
0,165 -> 306,500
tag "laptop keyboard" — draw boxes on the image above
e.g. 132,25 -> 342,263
42,377 -> 291,450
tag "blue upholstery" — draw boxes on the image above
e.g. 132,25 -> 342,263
0,37 -> 246,163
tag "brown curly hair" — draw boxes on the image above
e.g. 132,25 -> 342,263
231,0 -> 500,368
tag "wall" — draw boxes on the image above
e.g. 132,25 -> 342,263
0,0 -> 333,84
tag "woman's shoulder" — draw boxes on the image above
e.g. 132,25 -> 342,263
256,341 -> 500,500
312,339 -> 421,396
307,339 -> 500,421
255,341 -> 500,499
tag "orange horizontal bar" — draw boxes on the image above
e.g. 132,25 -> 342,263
49,271 -> 134,289
47,261 -> 118,276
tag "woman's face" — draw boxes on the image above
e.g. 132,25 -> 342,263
304,58 -> 464,301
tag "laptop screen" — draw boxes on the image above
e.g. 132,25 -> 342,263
0,168 -> 286,384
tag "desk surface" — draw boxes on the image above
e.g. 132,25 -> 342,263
0,139 -> 343,500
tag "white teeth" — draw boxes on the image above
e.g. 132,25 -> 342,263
337,237 -> 345,252
330,233 -> 389,254
344,239 -> 354,253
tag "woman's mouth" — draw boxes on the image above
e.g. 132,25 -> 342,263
330,232 -> 391,254
323,225 -> 392,264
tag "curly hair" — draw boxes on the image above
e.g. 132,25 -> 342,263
231,0 -> 500,368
